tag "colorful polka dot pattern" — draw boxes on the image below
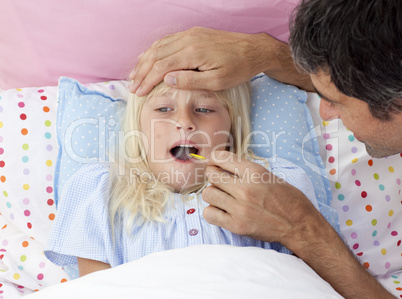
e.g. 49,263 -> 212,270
0,86 -> 69,297
315,100 -> 402,297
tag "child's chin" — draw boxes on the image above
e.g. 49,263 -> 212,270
152,165 -> 206,193
171,181 -> 206,194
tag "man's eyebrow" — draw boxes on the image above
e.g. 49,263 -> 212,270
313,87 -> 337,104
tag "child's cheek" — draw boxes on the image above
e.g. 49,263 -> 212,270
212,130 -> 231,147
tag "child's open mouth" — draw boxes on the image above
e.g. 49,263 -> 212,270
170,145 -> 199,161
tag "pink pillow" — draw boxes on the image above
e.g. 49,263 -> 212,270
0,0 -> 298,89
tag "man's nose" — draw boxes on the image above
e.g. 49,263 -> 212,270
319,99 -> 340,121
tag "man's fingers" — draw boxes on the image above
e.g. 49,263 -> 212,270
202,184 -> 234,212
202,186 -> 235,229
204,165 -> 239,197
164,70 -> 228,91
132,31 -> 183,80
208,151 -> 269,179
134,53 -> 196,96
202,204 -> 232,229
129,33 -> 184,94
129,27 -> 255,95
129,53 -> 157,94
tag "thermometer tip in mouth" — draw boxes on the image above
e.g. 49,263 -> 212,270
190,153 -> 206,160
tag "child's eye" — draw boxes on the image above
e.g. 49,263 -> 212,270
157,107 -> 173,112
196,108 -> 212,113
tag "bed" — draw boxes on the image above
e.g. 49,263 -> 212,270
0,1 -> 401,298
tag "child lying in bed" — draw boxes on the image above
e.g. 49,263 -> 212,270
45,81 -> 319,277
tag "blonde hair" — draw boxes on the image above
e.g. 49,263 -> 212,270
108,82 -> 258,232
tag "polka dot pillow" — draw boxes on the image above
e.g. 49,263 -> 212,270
0,80 -> 128,296
0,86 -> 68,296
307,93 -> 402,296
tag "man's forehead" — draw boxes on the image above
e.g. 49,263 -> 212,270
313,87 -> 339,104
311,72 -> 345,104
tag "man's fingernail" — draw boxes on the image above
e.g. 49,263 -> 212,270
165,75 -> 177,87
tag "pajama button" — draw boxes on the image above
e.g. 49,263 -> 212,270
187,208 -> 195,214
189,229 -> 198,236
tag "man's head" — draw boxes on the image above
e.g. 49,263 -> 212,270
289,0 -> 402,157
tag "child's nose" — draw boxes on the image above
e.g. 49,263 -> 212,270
319,99 -> 340,121
175,111 -> 196,131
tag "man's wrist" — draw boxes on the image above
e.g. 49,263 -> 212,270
248,33 -> 314,91
282,211 -> 394,298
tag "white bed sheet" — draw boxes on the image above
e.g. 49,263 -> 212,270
24,245 -> 342,299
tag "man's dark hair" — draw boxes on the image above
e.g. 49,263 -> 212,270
289,0 -> 402,120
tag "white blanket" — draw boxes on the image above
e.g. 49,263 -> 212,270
25,245 -> 342,299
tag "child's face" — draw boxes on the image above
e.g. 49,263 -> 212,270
140,88 -> 231,192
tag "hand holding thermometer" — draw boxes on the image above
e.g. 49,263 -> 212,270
190,153 -> 237,176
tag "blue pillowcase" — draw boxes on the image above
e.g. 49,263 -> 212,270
55,77 -> 127,205
250,74 -> 338,230
55,75 -> 339,231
